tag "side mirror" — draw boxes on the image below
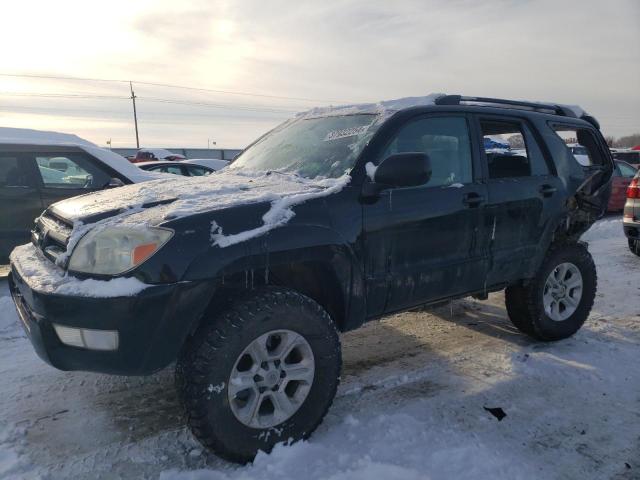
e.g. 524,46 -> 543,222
107,177 -> 125,188
373,152 -> 432,188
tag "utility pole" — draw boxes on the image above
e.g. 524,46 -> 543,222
130,82 -> 140,149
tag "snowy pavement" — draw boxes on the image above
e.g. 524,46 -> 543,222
1,217 -> 638,480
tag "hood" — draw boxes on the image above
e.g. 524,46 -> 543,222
48,169 -> 349,229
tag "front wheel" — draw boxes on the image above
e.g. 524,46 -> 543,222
629,238 -> 640,257
176,288 -> 341,463
505,243 -> 597,341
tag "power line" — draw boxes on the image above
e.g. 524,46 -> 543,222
0,91 -> 304,114
0,72 -> 343,104
0,91 -> 129,100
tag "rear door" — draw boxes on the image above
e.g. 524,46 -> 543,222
475,115 -> 562,286
0,153 -> 42,260
32,151 -> 113,208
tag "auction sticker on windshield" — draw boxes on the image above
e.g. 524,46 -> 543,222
324,125 -> 370,141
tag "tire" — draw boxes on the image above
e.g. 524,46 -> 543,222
505,243 -> 597,341
176,287 -> 341,463
628,238 -> 640,257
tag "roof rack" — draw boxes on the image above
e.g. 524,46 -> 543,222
434,95 -> 578,118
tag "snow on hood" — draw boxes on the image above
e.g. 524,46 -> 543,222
50,169 -> 350,258
298,93 -> 446,119
0,126 -> 156,183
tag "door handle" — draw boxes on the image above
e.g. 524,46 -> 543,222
539,184 -> 557,197
462,192 -> 484,207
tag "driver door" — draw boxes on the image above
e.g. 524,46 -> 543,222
362,114 -> 488,316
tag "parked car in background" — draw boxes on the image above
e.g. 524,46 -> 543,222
137,160 -> 216,177
0,127 -> 156,262
567,143 -> 591,166
608,160 -> 638,212
130,148 -> 186,163
183,158 -> 229,170
612,149 -> 640,166
624,168 -> 640,256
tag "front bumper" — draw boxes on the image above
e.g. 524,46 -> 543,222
9,258 -> 214,376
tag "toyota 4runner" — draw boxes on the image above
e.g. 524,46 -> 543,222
9,94 -> 613,463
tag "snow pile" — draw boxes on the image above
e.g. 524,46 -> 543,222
10,244 -> 149,297
160,411 -> 531,480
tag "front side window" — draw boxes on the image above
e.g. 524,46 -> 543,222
35,153 -> 110,189
230,114 -> 381,179
480,120 -> 547,179
381,116 -> 473,187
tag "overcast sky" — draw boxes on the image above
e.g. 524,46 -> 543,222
0,0 -> 638,148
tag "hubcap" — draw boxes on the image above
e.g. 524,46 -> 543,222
228,330 -> 315,429
543,262 -> 583,322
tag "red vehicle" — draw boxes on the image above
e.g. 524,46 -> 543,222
608,160 -> 638,212
129,148 -> 186,163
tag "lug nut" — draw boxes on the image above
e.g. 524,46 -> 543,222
280,370 -> 286,378
253,374 -> 262,382
261,361 -> 269,370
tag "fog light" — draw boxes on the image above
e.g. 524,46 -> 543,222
53,325 -> 119,351
53,325 -> 84,348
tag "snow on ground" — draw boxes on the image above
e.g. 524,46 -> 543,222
0,216 -> 638,479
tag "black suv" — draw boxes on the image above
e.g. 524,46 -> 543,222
9,95 -> 613,463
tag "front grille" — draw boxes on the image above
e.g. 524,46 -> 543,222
32,212 -> 73,264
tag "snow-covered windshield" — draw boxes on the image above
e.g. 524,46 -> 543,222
230,114 -> 380,179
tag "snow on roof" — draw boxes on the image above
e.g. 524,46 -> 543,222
298,93 -> 446,119
0,127 -> 95,147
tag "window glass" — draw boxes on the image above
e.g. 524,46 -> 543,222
618,162 -> 637,178
480,120 -> 532,179
381,116 -> 473,187
0,156 -> 31,187
158,165 -> 184,176
187,166 -> 211,176
552,126 -> 607,167
35,154 -> 110,189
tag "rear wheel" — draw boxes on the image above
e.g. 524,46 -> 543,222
628,238 -> 640,257
176,288 -> 341,463
505,243 -> 597,341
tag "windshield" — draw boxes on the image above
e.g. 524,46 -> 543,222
230,114 -> 380,179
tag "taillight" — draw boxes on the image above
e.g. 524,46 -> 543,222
627,178 -> 640,199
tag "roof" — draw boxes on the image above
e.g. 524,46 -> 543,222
298,93 -> 597,128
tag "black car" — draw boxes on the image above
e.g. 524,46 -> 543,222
9,95 -> 613,463
0,131 -> 154,262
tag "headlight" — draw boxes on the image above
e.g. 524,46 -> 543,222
68,226 -> 173,275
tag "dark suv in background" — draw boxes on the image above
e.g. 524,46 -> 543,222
0,128 -> 154,262
9,95 -> 613,463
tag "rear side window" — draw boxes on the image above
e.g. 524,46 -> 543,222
616,162 -> 637,178
480,119 -> 549,179
551,126 -> 607,167
35,153 -> 111,189
0,156 -> 29,187
381,116 -> 473,187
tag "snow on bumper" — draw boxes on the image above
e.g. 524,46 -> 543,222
9,244 -> 215,375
